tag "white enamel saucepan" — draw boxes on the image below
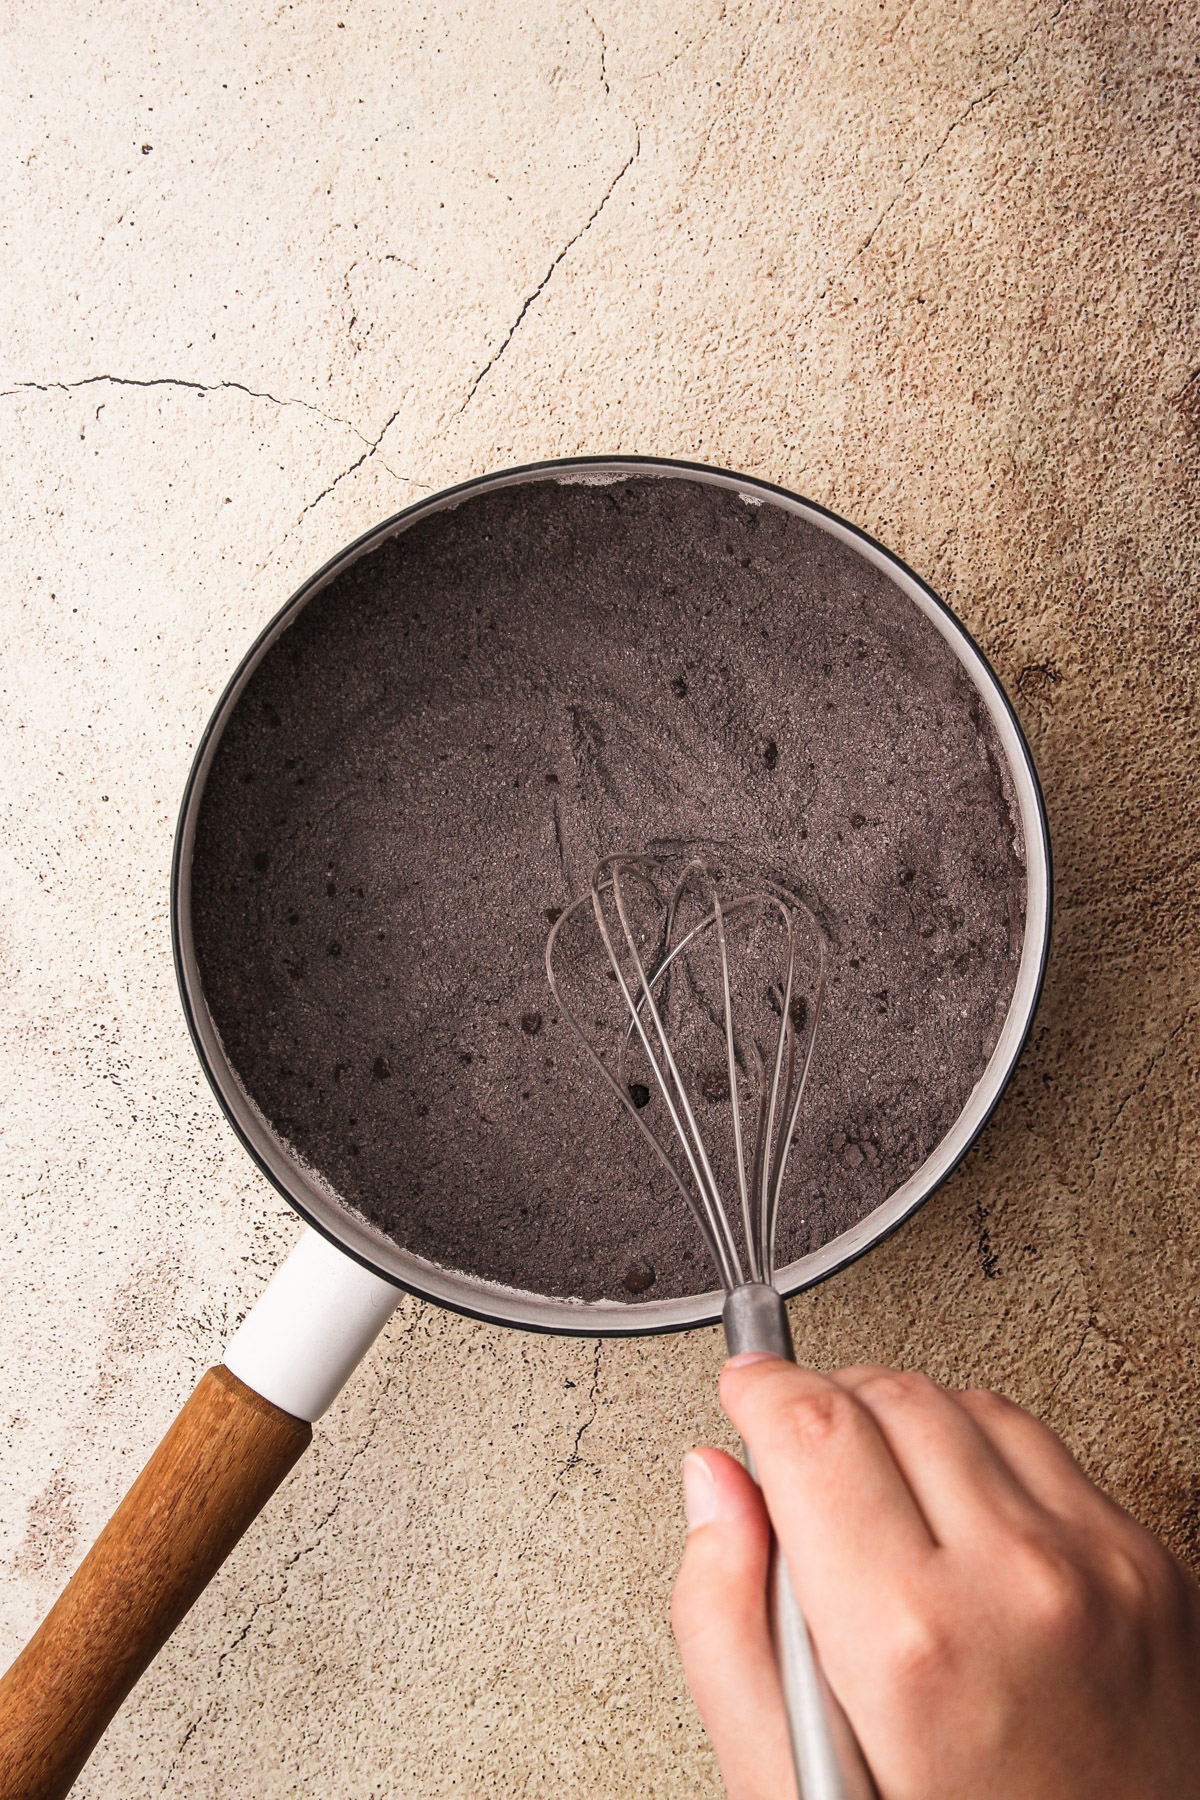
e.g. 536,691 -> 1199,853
0,457 -> 1051,1799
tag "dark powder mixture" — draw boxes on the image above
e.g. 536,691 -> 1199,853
191,477 -> 1026,1302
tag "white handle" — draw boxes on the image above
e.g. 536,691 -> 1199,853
223,1227 -> 401,1421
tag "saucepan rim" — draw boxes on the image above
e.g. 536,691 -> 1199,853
170,453 -> 1053,1337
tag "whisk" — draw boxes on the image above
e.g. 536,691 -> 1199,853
546,842 -> 876,1800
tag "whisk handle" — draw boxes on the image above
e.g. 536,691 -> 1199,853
723,1281 -> 797,1359
722,1286 -> 878,1800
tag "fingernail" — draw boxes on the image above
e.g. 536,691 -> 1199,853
682,1452 -> 718,1531
724,1351 -> 782,1369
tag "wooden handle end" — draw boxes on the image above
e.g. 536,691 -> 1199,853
0,1367 -> 311,1800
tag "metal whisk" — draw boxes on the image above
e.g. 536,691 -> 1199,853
546,842 -> 876,1800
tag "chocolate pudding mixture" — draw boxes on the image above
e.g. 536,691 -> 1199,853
190,477 -> 1026,1302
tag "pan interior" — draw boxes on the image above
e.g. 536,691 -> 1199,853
186,472 -> 1029,1319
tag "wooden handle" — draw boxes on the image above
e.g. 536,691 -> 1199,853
0,1366 -> 311,1800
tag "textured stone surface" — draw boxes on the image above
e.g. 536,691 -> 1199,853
1,1 -> 1197,1795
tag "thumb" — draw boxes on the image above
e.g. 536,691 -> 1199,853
671,1448 -> 798,1800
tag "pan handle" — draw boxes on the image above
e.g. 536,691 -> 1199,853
0,1231 -> 399,1800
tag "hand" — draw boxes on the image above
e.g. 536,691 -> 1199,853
671,1358 -> 1200,1800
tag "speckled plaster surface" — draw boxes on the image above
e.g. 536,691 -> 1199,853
0,3 -> 1197,1795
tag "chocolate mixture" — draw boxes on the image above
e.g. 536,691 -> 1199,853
190,476 -> 1026,1302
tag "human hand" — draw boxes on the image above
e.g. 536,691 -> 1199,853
671,1358 -> 1200,1800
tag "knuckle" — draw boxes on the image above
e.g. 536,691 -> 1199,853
670,1550 -> 761,1655
1102,1541 -> 1157,1621
1105,1530 -> 1186,1626
777,1383 -> 858,1454
961,1386 -> 1016,1418
877,1600 -> 953,1693
1006,1523 -> 1189,1656
1010,1539 -> 1096,1646
854,1368 -> 934,1409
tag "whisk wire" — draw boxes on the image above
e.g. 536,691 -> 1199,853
545,843 -> 826,1295
604,857 -> 744,1288
615,888 -> 793,1285
546,892 -> 732,1280
712,883 -> 760,1283
766,947 -> 827,1272
758,902 -> 798,1276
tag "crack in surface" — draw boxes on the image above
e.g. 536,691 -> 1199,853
458,133 -> 640,415
1047,1313 -> 1097,1402
1045,994 -> 1198,1414
1091,1001 -> 1198,1170
249,405 -> 426,584
640,1 -> 729,87
289,405 -> 404,524
560,1339 -> 604,1477
158,1714 -> 203,1795
3,373 -> 360,437
584,6 -> 610,94
516,1341 -> 604,1559
155,1587 -> 271,1793
822,0 -> 1070,296
687,15 -> 770,181
2,370 -> 426,554
851,75 -> 1011,266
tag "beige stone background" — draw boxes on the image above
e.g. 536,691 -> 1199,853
1,0 -> 1198,1792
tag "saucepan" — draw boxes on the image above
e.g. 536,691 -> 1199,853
0,457 -> 1051,1798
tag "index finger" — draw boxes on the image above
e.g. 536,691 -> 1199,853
720,1355 -> 937,1653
